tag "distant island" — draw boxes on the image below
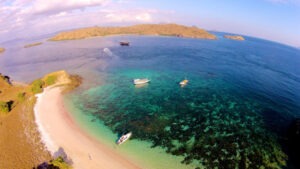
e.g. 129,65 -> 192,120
49,24 -> 217,41
224,35 -> 245,41
24,42 -> 43,48
0,47 -> 5,53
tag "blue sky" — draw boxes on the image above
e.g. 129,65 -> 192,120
0,0 -> 299,47
134,0 -> 300,46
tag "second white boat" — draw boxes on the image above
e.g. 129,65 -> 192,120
133,78 -> 150,85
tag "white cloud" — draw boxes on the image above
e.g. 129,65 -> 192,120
135,13 -> 151,22
0,0 -> 173,43
31,0 -> 109,15
105,10 -> 153,22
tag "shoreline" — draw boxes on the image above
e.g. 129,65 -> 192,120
34,86 -> 141,169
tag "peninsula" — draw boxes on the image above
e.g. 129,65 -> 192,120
24,42 -> 43,48
1,70 -> 143,168
224,35 -> 245,41
0,47 -> 5,53
49,24 -> 217,41
0,73 -> 50,168
0,71 -> 81,169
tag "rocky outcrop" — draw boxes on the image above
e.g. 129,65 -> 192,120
224,35 -> 245,41
24,42 -> 43,48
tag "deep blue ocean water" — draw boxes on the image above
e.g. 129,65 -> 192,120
1,34 -> 300,168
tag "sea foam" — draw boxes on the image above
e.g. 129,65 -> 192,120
34,89 -> 58,156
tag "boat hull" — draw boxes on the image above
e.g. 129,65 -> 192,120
120,42 -> 130,46
117,132 -> 132,145
133,79 -> 150,85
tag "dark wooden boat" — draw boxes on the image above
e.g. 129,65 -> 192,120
120,41 -> 130,46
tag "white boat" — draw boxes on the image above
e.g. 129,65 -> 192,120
133,78 -> 150,85
117,132 -> 132,145
179,79 -> 188,86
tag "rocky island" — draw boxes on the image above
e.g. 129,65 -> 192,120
24,42 -> 43,48
224,35 -> 245,41
0,47 -> 5,53
49,24 -> 217,41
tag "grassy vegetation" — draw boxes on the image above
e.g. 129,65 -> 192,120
50,156 -> 72,169
34,156 -> 72,169
0,101 -> 10,114
50,23 -> 217,41
17,92 -> 26,102
31,79 -> 45,94
45,75 -> 57,86
24,42 -> 43,48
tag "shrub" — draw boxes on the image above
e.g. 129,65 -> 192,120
31,79 -> 44,94
17,92 -> 26,102
0,101 -> 9,113
50,156 -> 71,169
0,101 -> 13,115
45,75 -> 57,86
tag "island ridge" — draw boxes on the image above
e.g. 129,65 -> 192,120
49,24 -> 217,41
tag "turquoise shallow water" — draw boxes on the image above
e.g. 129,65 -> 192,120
1,34 -> 300,168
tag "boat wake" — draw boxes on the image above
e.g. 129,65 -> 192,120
103,48 -> 113,57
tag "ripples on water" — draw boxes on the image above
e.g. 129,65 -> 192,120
1,34 -> 300,168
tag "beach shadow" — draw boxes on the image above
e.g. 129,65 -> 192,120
34,147 -> 73,169
53,147 -> 73,165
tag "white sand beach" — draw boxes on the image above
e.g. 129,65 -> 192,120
34,87 -> 141,169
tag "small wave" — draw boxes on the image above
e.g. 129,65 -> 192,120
34,91 -> 58,155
